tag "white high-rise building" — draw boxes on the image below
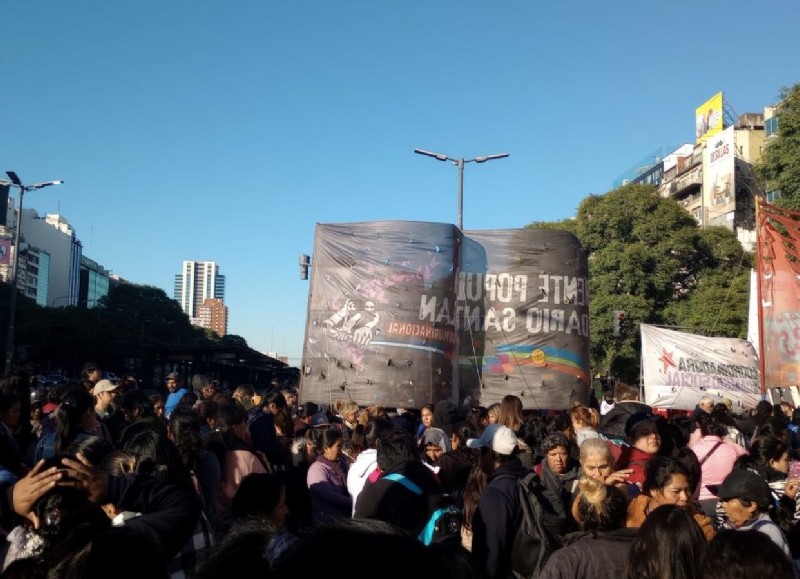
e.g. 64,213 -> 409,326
19,209 -> 82,307
174,261 -> 225,323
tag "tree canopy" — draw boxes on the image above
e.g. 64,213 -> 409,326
755,83 -> 800,210
530,183 -> 751,382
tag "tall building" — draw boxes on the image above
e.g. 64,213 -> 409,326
19,209 -> 82,306
174,260 -> 226,323
198,298 -> 228,337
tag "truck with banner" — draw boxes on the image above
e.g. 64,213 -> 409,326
299,221 -> 591,410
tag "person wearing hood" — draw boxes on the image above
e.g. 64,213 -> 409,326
535,433 -> 581,533
430,400 -> 474,504
346,418 -> 394,516
598,382 -> 651,441
469,424 -> 530,579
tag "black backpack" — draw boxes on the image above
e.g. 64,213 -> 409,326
382,472 -> 463,546
507,471 -> 563,579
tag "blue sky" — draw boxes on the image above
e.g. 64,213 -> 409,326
2,1 -> 799,367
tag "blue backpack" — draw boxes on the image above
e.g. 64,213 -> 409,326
383,472 -> 462,546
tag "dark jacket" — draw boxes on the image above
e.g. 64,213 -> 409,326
471,457 -> 530,579
354,459 -> 442,535
437,450 -> 473,505
538,528 -> 638,579
107,474 -> 202,561
598,401 -> 651,440
246,406 -> 285,468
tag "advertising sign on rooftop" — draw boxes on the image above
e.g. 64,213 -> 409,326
695,91 -> 724,144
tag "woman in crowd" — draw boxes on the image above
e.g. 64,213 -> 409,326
168,405 -> 222,530
207,403 -> 270,523
486,403 -> 501,426
535,433 -> 580,530
539,476 -> 635,578
416,403 -> 434,443
715,467 -> 792,557
626,456 -> 715,541
122,430 -> 214,576
34,388 -> 96,462
578,438 -> 633,489
459,462 -> 486,553
624,504 -> 706,579
497,395 -> 524,435
611,413 -> 662,488
230,472 -> 294,563
569,402 -> 600,448
690,412 -> 746,518
306,427 -> 351,524
419,427 -> 448,473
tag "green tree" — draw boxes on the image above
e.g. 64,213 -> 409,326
755,83 -> 800,210
529,183 -> 751,382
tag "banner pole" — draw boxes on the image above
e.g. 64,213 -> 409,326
755,198 -> 767,399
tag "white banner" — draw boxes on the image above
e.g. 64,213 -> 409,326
640,324 -> 761,411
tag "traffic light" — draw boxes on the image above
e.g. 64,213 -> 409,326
299,254 -> 311,280
613,310 -> 626,336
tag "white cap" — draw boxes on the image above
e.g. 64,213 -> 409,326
467,424 -> 518,455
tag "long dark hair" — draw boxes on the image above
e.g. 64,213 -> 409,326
55,389 -> 95,455
168,405 -> 206,473
123,430 -> 193,489
625,504 -> 706,579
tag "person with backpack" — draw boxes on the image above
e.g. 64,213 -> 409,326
467,424 -> 530,579
354,429 -> 451,541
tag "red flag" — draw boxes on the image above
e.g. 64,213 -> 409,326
756,199 -> 800,389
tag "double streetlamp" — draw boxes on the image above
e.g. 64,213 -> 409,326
3,170 -> 64,375
413,149 -> 509,229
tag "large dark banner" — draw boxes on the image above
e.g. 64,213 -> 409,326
300,222 -> 590,409
460,229 -> 590,409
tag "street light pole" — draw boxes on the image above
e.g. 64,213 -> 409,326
4,171 -> 64,375
414,149 -> 509,229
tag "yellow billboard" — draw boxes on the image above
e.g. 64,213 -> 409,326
695,92 -> 724,144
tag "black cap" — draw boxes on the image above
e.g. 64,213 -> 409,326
709,468 -> 772,509
625,411 -> 657,440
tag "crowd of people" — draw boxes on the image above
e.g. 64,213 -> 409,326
0,366 -> 798,578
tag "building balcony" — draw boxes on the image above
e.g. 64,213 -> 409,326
665,166 -> 703,198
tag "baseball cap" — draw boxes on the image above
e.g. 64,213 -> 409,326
92,379 -> 118,396
709,468 -> 772,509
166,372 -> 180,381
311,413 -> 331,428
467,424 -> 518,455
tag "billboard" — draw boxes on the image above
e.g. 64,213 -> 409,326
695,91 -> 724,144
299,222 -> 590,409
640,324 -> 761,411
705,126 -> 736,226
0,239 -> 9,265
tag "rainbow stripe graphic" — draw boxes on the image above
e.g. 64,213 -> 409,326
473,344 -> 589,383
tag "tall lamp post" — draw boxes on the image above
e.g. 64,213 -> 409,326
3,171 -> 64,375
413,149 -> 509,229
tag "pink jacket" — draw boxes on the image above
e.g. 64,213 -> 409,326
690,435 -> 746,501
215,449 -> 269,518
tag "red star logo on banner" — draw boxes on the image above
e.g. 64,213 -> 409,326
658,349 -> 677,373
